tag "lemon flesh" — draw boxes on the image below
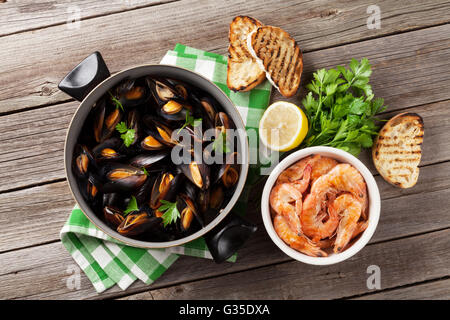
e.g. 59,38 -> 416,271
259,101 -> 308,152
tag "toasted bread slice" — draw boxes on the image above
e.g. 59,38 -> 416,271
248,26 -> 303,98
227,16 -> 266,92
372,113 -> 424,188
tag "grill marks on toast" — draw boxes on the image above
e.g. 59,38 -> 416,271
227,16 -> 265,92
372,113 -> 424,188
250,26 -> 303,97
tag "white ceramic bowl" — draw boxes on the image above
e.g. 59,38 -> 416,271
261,146 -> 380,265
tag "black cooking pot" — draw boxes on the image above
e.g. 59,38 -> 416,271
59,52 -> 257,263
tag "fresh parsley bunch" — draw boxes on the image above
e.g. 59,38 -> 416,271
301,58 -> 386,156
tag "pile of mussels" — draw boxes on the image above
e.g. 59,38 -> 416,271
73,76 -> 240,241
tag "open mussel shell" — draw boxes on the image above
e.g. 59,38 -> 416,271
147,77 -> 184,105
179,161 -> 210,190
103,206 -> 125,228
149,172 -> 182,209
142,115 -> 177,147
92,137 -> 124,162
102,163 -> 147,193
73,145 -> 94,178
157,100 -> 192,122
79,174 -> 103,205
177,193 -> 203,232
101,107 -> 122,142
114,79 -> 150,108
117,211 -> 161,236
215,152 -> 240,188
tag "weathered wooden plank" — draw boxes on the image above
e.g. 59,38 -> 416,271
1,2 -> 450,113
0,181 -> 73,252
120,229 -> 450,299
1,183 -> 450,299
0,0 -> 176,37
353,278 -> 450,300
0,97 -> 447,192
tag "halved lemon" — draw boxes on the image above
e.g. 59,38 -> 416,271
259,101 -> 308,152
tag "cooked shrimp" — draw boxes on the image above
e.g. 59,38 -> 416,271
329,194 -> 363,253
277,155 -> 338,185
291,164 -> 311,194
351,221 -> 369,240
301,191 -> 340,242
301,163 -> 367,241
269,183 -> 303,234
273,214 -> 327,257
276,155 -> 319,184
310,156 -> 339,183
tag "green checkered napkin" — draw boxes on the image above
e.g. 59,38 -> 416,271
60,44 -> 272,293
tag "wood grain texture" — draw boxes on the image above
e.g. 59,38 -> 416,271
0,0 -> 177,37
1,181 -> 450,299
0,98 -> 448,192
0,181 -> 73,252
1,1 -> 450,113
353,278 -> 450,300
121,230 -> 450,300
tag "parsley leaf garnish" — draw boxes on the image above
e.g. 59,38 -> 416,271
301,58 -> 386,156
212,130 -> 231,154
178,110 -> 202,134
158,200 -> 181,227
142,167 -> 149,176
115,121 -> 135,147
108,91 -> 124,111
123,196 -> 139,216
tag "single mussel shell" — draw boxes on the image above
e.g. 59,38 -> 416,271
209,184 -> 225,210
102,164 -> 147,193
93,99 -> 106,143
215,152 -> 239,188
73,145 -> 94,178
157,100 -> 191,122
127,109 -> 141,146
103,206 -> 125,228
183,180 -> 198,202
179,161 -> 210,190
117,211 -> 161,236
114,79 -> 150,108
129,151 -> 169,168
149,172 -> 181,209
174,83 -> 189,100
197,189 -> 210,215
177,193 -> 203,231
80,174 -> 103,204
92,137 -> 124,162
143,115 -> 177,147
147,78 -> 184,106
102,107 -> 122,141
198,96 -> 218,124
140,135 -> 166,151
133,176 -> 155,207
215,111 -> 233,134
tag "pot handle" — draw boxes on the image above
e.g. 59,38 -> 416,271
204,211 -> 257,263
58,52 -> 110,101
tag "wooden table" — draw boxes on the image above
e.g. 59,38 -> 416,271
1,0 -> 449,300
